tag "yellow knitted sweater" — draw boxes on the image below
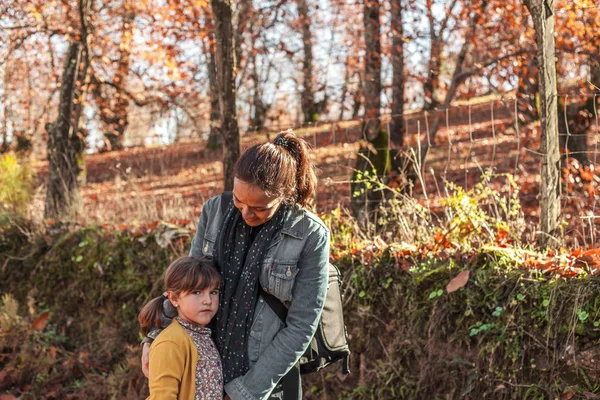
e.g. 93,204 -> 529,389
147,319 -> 198,400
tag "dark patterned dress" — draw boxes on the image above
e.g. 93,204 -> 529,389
177,317 -> 223,400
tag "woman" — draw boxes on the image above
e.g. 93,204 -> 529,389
142,130 -> 330,400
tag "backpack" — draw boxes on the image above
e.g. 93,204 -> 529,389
219,192 -> 351,375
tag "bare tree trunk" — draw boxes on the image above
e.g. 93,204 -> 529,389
246,29 -> 272,133
207,36 -> 222,149
351,0 -> 388,224
517,55 -> 539,124
362,0 -> 381,142
251,64 -> 268,132
1,85 -> 8,152
525,0 -> 560,248
338,57 -> 350,121
234,0 -> 251,72
22,62 -> 34,151
89,5 -> 131,152
390,0 -> 404,146
45,38 -> 89,218
105,7 -> 133,150
423,0 -> 441,111
211,0 -> 240,191
298,0 -> 316,124
352,71 -> 363,118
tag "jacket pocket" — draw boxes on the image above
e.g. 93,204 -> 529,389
266,260 -> 299,302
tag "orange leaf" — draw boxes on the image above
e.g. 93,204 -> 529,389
49,346 -> 57,360
582,248 -> 600,257
31,312 -> 50,331
574,255 -> 599,268
495,228 -> 508,242
434,232 -> 452,248
560,392 -> 576,400
580,169 -> 594,181
435,232 -> 443,243
399,258 -> 413,272
561,270 -> 578,278
446,270 -> 470,294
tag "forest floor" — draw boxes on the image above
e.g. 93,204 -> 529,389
29,97 -> 600,247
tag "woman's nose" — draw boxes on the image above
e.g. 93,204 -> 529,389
241,206 -> 254,219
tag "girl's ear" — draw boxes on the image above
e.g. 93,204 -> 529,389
167,290 -> 178,307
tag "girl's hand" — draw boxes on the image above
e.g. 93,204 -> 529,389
142,342 -> 151,377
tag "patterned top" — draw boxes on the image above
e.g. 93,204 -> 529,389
176,317 -> 223,400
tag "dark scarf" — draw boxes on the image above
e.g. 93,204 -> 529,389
214,199 -> 289,384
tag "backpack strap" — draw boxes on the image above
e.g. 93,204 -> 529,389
221,191 -> 233,215
259,287 -> 288,324
343,355 -> 350,375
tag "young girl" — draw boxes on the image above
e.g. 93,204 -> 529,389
138,256 -> 223,400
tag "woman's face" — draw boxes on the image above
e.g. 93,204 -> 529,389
232,178 -> 283,227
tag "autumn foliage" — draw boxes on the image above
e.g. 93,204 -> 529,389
1,0 -> 600,398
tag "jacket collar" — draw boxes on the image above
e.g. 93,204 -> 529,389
281,204 -> 306,239
265,205 -> 306,250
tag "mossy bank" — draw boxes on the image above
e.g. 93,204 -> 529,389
1,215 -> 600,399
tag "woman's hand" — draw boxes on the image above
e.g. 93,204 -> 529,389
142,342 -> 151,377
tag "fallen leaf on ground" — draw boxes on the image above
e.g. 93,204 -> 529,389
31,312 -> 50,331
446,270 -> 470,293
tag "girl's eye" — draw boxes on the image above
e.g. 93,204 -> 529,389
211,290 -> 220,295
191,291 -> 201,295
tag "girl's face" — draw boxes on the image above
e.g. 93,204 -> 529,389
232,178 -> 283,227
169,285 -> 220,326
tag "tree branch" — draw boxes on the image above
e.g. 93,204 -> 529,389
453,49 -> 529,84
0,24 -> 36,30
95,78 -> 167,108
439,0 -> 460,35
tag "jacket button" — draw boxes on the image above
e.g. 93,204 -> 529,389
259,298 -> 264,303
250,331 -> 256,337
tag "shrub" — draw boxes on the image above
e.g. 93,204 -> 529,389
0,152 -> 35,214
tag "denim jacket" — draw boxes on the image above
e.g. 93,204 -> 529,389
189,195 -> 330,400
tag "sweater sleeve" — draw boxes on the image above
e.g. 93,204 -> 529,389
147,340 -> 185,400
